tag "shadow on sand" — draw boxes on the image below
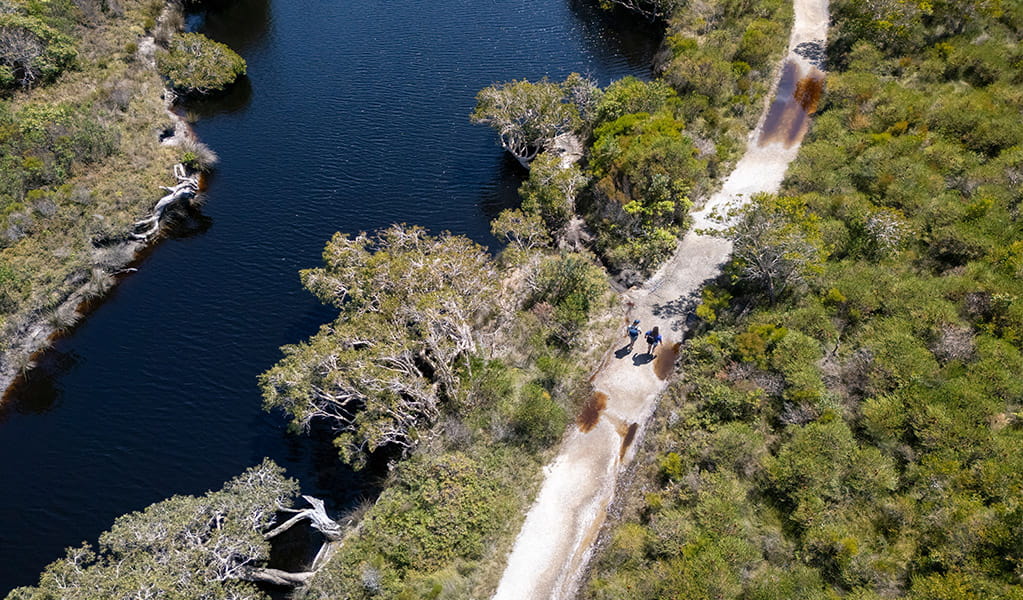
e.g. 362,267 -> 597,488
632,353 -> 654,366
614,345 -> 635,359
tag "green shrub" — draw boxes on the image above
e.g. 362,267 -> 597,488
512,383 -> 568,447
0,13 -> 78,89
156,32 -> 246,95
528,253 -> 609,341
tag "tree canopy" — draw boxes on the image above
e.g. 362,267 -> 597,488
470,74 -> 597,166
9,460 -> 300,600
260,224 -> 499,468
727,194 -> 828,302
157,32 -> 246,95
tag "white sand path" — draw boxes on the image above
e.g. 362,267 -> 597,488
491,1 -> 830,598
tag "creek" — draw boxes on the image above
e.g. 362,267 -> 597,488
0,0 -> 656,591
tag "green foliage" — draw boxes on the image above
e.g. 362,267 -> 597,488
767,419 -> 898,513
491,208 -> 551,258
470,74 -> 596,164
157,32 -> 246,95
588,3 -> 1023,598
361,453 -> 509,572
735,322 -> 788,367
0,101 -> 116,223
728,194 -> 828,301
588,111 -> 700,269
592,76 -> 681,126
526,252 -> 609,343
261,225 -> 498,468
9,460 -> 298,600
300,449 -> 531,600
511,382 -> 568,446
518,152 -> 587,233
0,12 -> 78,89
736,18 -> 785,69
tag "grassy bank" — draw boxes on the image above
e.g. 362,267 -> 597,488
0,0 -> 197,391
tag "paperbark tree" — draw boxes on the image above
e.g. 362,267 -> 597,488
7,460 -> 333,600
470,76 -> 592,167
597,0 -> 682,19
156,32 -> 246,95
131,164 -> 200,240
729,194 -> 827,302
260,225 -> 498,468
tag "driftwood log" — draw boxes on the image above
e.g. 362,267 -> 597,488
131,163 -> 199,240
241,495 -> 344,587
265,495 -> 344,542
241,566 -> 316,586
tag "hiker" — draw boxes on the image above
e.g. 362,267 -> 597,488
626,319 -> 641,349
645,326 -> 662,356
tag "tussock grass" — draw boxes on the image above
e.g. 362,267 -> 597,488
0,0 -> 188,389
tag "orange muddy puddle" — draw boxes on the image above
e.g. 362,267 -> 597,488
653,342 -> 680,380
758,60 -> 825,148
577,391 -> 608,432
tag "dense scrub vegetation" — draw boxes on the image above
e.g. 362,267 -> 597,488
268,223 -> 617,598
586,2 -> 1023,598
588,0 -> 792,272
475,0 -> 792,276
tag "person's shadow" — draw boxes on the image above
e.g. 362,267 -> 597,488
615,345 -> 633,359
632,353 -> 654,366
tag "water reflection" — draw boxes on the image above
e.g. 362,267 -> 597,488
0,350 -> 75,421
567,0 -> 663,75
479,154 -> 528,223
758,60 -> 825,148
189,0 -> 271,52
182,75 -> 254,118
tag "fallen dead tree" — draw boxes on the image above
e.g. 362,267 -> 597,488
257,494 -> 345,582
131,163 -> 199,240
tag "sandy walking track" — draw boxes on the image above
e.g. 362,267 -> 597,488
491,1 -> 830,599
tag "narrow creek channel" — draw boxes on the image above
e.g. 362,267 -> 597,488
0,0 -> 659,592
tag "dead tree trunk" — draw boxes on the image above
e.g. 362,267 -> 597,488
238,495 -> 345,587
241,567 -> 316,586
264,495 -> 344,542
131,163 -> 199,240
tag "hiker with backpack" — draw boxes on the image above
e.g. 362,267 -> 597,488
626,319 -> 641,350
645,326 -> 662,356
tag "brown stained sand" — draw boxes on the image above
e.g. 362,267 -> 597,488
577,391 -> 608,432
491,2 -> 830,599
653,342 -> 681,380
618,422 -> 639,459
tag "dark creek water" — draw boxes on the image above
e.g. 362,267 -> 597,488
0,0 -> 657,592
